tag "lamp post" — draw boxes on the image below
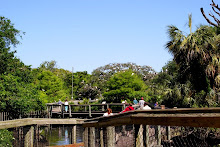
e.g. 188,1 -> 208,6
71,67 -> 74,100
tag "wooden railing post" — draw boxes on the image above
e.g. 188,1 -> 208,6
83,127 -> 89,147
72,125 -> 77,144
61,104 -> 64,118
69,105 -> 72,118
89,105 -> 92,118
156,125 -> 161,146
107,126 -> 115,147
146,125 -> 149,146
167,126 -> 171,141
100,128 -> 104,147
90,127 -> 95,147
136,124 -> 144,147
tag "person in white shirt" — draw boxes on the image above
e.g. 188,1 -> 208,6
143,102 -> 151,110
138,97 -> 145,110
64,99 -> 69,112
103,108 -> 113,116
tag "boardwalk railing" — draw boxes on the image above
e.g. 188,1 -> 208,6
82,108 -> 220,147
46,103 -> 127,118
0,110 -> 48,121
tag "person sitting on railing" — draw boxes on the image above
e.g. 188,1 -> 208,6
103,108 -> 113,116
122,103 -> 134,113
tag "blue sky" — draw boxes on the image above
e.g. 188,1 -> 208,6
0,0 -> 213,73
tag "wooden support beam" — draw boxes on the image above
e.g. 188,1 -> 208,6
69,105 -> 72,118
72,125 -> 77,144
107,126 -> 115,147
83,127 -> 88,147
89,105 -> 92,118
89,127 -> 95,147
100,128 -> 104,147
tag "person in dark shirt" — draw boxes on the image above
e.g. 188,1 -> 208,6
122,103 -> 134,112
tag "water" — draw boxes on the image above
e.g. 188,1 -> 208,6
42,125 -> 83,146
12,124 -> 84,147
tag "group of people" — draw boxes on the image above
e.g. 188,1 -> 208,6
103,97 -> 155,116
57,99 -> 69,112
57,97 -> 157,116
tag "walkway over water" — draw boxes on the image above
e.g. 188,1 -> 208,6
0,108 -> 220,146
46,103 -> 127,118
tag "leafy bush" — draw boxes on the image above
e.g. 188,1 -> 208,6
0,129 -> 14,147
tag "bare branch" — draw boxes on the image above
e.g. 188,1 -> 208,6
212,7 -> 220,17
209,12 -> 220,25
200,8 -> 218,27
211,0 -> 220,11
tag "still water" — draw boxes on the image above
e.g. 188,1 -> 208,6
43,125 -> 83,146
12,124 -> 84,147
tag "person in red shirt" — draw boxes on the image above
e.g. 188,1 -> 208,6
122,103 -> 134,112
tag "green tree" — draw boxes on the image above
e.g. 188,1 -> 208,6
103,70 -> 148,102
34,69 -> 67,103
91,63 -> 155,99
0,16 -> 24,74
165,14 -> 220,107
0,16 -> 45,114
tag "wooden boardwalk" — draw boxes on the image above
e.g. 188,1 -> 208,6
47,103 -> 127,118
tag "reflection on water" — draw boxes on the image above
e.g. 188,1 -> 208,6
12,125 -> 83,147
43,125 -> 83,146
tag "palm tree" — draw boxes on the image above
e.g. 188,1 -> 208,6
166,16 -> 220,99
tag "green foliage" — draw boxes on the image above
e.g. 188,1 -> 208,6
34,69 -> 68,103
91,63 -> 156,94
0,129 -> 14,147
103,70 -> 148,102
0,16 -> 45,115
0,74 -> 45,116
64,71 -> 92,100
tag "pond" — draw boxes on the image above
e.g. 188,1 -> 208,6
12,124 -> 84,147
